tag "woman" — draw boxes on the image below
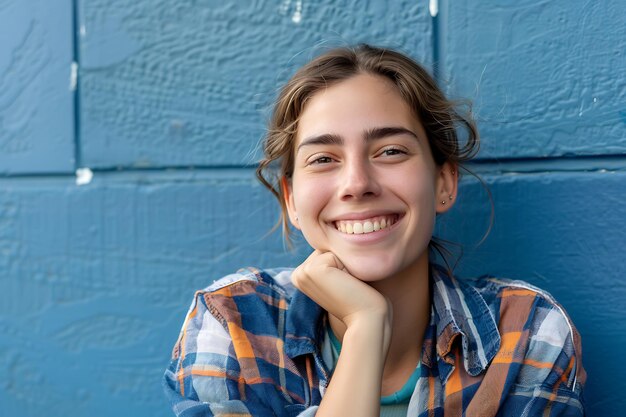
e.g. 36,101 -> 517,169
163,44 -> 585,416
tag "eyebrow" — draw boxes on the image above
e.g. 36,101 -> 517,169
297,126 -> 419,153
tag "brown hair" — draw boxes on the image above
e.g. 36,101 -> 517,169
256,44 -> 481,254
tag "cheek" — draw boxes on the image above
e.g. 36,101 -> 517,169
402,177 -> 438,254
293,194 -> 327,249
290,176 -> 336,251
402,170 -> 437,204
291,177 -> 329,222
402,173 -> 438,233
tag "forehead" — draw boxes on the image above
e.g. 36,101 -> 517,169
296,73 -> 421,145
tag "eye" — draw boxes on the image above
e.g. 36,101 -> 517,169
308,155 -> 334,165
379,147 -> 407,157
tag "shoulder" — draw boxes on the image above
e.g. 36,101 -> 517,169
470,275 -> 586,391
189,266 -> 297,320
175,267 -> 297,334
166,267 -> 306,407
170,267 -> 296,358
472,276 -> 579,346
202,266 -> 296,294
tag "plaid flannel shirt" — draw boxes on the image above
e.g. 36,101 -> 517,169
163,266 -> 585,416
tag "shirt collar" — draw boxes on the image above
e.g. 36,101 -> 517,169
282,265 -> 501,377
284,288 -> 325,358
429,265 -> 501,376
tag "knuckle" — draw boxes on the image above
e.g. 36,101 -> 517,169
291,268 -> 302,286
292,266 -> 312,289
302,263 -> 315,278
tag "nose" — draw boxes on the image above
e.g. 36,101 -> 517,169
338,157 -> 381,200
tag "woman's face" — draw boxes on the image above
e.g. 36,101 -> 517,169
285,73 -> 455,282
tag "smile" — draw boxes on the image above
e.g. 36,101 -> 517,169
334,214 -> 400,235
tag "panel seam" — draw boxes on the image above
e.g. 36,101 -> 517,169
71,0 -> 82,170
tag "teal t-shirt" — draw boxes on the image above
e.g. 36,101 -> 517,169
327,325 -> 420,415
380,403 -> 410,417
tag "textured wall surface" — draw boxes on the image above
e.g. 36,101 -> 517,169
0,1 -> 624,416
442,0 -> 626,159
0,0 -> 75,173
78,0 -> 432,168
0,172 -> 296,416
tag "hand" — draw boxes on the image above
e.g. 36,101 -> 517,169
291,250 -> 391,329
293,250 -> 392,417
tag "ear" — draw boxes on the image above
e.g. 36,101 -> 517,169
435,162 -> 458,214
282,176 -> 301,230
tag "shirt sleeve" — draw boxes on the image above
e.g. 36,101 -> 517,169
499,293 -> 586,416
162,290 -> 319,417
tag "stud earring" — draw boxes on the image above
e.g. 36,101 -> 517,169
441,200 -> 446,205
449,195 -> 453,200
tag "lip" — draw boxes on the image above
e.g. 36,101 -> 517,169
329,210 -> 401,222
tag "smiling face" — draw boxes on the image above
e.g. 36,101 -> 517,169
285,73 -> 457,282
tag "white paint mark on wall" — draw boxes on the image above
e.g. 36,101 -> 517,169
70,62 -> 78,91
278,0 -> 303,23
429,0 -> 438,17
593,97 -> 597,103
292,0 -> 303,23
76,168 -> 93,186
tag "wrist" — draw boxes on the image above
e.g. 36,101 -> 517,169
343,296 -> 391,331
343,312 -> 392,355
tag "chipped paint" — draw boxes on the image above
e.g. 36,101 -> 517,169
75,168 -> 93,186
429,0 -> 438,17
279,0 -> 303,23
70,61 -> 78,91
292,0 -> 303,23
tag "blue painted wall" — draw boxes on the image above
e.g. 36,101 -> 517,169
0,1 -> 624,416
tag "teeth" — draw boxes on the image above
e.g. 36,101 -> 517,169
335,215 -> 398,235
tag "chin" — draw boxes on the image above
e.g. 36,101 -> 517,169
340,256 -> 403,282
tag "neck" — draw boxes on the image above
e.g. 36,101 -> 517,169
329,253 -> 431,395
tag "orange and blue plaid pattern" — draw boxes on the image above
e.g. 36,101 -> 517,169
163,266 -> 585,416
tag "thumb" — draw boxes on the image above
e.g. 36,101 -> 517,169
330,253 -> 346,271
